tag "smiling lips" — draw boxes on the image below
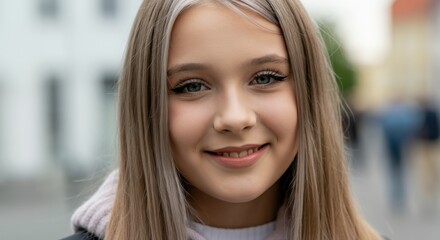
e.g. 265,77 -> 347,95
206,144 -> 269,168
210,144 -> 266,158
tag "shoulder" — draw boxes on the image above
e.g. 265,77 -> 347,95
60,230 -> 101,240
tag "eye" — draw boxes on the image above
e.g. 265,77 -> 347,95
171,79 -> 210,94
250,70 -> 287,87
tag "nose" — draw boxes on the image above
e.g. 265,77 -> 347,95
213,89 -> 257,134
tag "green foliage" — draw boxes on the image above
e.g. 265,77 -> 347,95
318,22 -> 357,96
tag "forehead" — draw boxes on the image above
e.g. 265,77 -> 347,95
174,3 -> 280,34
167,3 -> 288,69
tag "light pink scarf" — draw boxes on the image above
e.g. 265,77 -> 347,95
71,170 -> 289,239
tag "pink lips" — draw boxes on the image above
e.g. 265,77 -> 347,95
207,144 -> 269,168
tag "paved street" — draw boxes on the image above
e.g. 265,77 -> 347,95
350,120 -> 440,240
0,171 -> 104,240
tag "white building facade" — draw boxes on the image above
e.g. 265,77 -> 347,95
0,0 -> 141,180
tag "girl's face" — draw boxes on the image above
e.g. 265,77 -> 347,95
168,4 -> 298,206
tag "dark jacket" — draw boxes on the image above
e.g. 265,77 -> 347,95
61,230 -> 100,240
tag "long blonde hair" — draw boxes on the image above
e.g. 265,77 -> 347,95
106,0 -> 380,239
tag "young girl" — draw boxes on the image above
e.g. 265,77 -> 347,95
63,0 -> 381,239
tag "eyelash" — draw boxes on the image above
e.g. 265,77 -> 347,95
170,79 -> 209,94
250,70 -> 287,87
170,69 -> 287,94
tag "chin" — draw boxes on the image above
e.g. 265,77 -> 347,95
214,188 -> 266,204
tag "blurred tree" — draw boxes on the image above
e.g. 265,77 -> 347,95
319,22 -> 357,97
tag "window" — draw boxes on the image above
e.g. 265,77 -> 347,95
46,75 -> 62,158
101,0 -> 118,18
102,72 -> 118,94
100,71 -> 118,162
39,0 -> 60,19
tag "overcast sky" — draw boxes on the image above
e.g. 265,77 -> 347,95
301,0 -> 393,65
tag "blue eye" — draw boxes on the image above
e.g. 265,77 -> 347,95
171,80 -> 209,94
250,71 -> 287,86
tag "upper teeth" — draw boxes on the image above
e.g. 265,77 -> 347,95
218,147 -> 260,158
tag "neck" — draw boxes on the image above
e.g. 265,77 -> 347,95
189,181 -> 282,229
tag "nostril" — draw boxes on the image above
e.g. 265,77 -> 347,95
212,106 -> 257,134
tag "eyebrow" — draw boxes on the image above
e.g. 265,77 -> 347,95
167,63 -> 210,77
247,54 -> 289,66
167,54 -> 289,77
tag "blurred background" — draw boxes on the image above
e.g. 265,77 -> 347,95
0,0 -> 439,239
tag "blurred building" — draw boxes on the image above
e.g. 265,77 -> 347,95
389,0 -> 440,100
353,0 -> 440,111
0,0 -> 141,180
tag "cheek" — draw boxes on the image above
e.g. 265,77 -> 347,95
168,100 -> 213,152
254,89 -> 298,143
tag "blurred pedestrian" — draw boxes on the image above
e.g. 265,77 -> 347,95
381,99 -> 420,213
343,103 -> 365,172
415,99 -> 440,214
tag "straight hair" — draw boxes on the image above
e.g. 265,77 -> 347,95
106,0 -> 380,239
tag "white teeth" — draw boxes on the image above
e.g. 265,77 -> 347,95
214,145 -> 266,158
238,150 -> 248,158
